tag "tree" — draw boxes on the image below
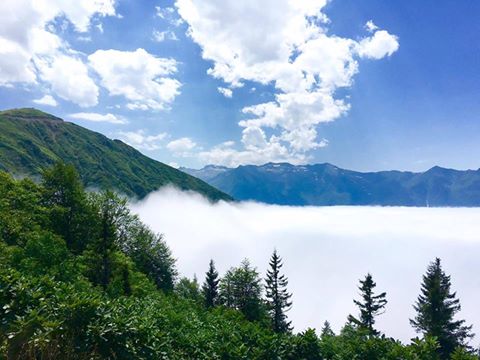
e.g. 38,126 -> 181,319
265,249 -> 292,333
219,259 -> 264,321
348,273 -> 387,336
176,276 -> 202,303
41,162 -> 94,252
202,259 -> 220,308
86,190 -> 130,290
321,321 -> 335,338
122,220 -> 177,292
410,258 -> 473,359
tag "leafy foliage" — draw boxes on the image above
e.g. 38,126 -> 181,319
0,164 -> 476,359
219,259 -> 266,322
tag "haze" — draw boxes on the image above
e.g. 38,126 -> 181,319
131,187 -> 480,343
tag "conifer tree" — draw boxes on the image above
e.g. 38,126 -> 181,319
202,259 -> 220,308
411,258 -> 473,359
348,273 -> 387,336
321,321 -> 335,338
265,249 -> 292,333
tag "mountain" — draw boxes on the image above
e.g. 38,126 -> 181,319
179,164 -> 230,182
183,162 -> 480,206
0,108 -> 231,201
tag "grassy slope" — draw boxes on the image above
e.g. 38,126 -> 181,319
0,108 -> 232,201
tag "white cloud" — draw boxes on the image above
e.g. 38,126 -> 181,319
365,20 -> 379,33
116,129 -> 168,151
152,30 -> 178,42
155,6 -> 183,26
167,137 -> 197,156
217,87 -> 233,98
175,0 -> 399,166
131,188 -> 480,343
155,6 -> 175,19
33,94 -> 58,107
0,0 -> 116,105
198,138 -> 307,168
357,29 -> 400,60
89,48 -> 181,111
36,55 -> 99,107
69,112 -> 126,124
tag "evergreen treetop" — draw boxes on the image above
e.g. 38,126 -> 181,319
265,249 -> 292,333
410,258 -> 473,359
348,273 -> 387,336
202,259 -> 220,308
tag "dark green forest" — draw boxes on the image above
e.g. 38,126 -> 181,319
0,163 -> 477,359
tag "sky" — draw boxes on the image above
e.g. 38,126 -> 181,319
0,0 -> 479,171
132,187 -> 480,343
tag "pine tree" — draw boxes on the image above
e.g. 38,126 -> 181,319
202,259 -> 220,308
348,273 -> 387,336
321,321 -> 335,338
410,258 -> 473,359
265,249 -> 292,333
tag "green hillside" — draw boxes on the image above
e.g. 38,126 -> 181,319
0,108 -> 231,201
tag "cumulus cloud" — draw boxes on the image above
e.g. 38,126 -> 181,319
36,55 -> 99,107
89,48 -> 182,111
357,29 -> 400,59
33,94 -> 58,107
116,129 -> 168,151
198,139 -> 305,167
131,187 -> 480,343
69,112 -> 127,124
167,137 -> 197,156
175,0 -> 399,166
0,0 -> 115,105
217,87 -> 233,98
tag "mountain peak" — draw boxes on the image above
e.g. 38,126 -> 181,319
0,111 -> 231,201
0,108 -> 63,122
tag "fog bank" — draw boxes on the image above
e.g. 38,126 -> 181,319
130,187 -> 480,343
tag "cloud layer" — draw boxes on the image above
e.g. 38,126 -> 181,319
131,187 -> 480,343
175,0 -> 399,166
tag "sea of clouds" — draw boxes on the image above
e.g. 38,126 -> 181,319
130,187 -> 480,343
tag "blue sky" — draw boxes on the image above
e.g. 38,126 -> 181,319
0,0 -> 479,171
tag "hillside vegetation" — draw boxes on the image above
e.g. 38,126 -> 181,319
0,108 -> 231,201
0,163 -> 476,359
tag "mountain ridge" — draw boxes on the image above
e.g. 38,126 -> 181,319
182,162 -> 480,206
0,108 -> 232,201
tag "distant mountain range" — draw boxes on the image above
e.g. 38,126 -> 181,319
182,163 -> 480,206
0,108 -> 231,201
